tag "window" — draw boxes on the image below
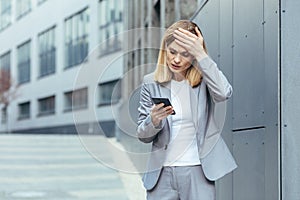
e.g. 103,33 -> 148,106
99,79 -> 121,106
0,51 -> 10,72
0,0 -> 11,31
38,95 -> 55,116
64,88 -> 88,111
1,107 -> 7,124
98,0 -> 123,55
65,8 -> 89,68
17,41 -> 31,84
18,101 -> 30,119
0,51 -> 10,90
38,26 -> 56,77
16,0 -> 31,19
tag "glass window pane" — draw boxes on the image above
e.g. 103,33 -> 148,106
17,41 -> 31,84
16,0 -> 31,19
65,8 -> 89,68
64,88 -> 88,111
38,96 -> 55,115
98,0 -> 123,55
38,27 -> 56,77
0,0 -> 11,30
0,51 -> 11,72
18,102 -> 30,119
1,107 -> 7,124
99,80 -> 121,105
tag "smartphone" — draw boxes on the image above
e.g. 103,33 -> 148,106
151,97 -> 176,115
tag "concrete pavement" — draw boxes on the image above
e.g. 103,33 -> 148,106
0,134 -> 146,200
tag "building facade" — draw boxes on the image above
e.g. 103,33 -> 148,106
0,0 -> 124,135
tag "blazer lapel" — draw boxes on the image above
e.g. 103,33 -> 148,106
190,85 -> 200,129
159,81 -> 171,101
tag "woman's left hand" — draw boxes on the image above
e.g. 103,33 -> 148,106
173,27 -> 208,61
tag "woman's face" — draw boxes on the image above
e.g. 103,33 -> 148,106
166,41 -> 194,79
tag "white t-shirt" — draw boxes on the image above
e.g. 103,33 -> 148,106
164,79 -> 201,166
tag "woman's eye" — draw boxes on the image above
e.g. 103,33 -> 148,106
170,50 -> 176,54
181,52 -> 190,57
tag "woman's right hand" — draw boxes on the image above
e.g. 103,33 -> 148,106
150,103 -> 173,127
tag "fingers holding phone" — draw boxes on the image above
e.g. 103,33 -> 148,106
151,103 -> 173,127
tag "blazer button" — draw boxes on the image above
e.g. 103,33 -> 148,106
164,145 -> 168,150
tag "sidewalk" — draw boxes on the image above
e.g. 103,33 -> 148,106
0,134 -> 146,200
107,137 -> 147,200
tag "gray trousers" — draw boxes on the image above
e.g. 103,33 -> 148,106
146,165 -> 215,200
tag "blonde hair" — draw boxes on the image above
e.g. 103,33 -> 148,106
154,20 -> 207,87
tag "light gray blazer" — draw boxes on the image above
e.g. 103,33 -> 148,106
137,57 -> 237,190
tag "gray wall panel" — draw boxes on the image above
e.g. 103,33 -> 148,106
263,0 -> 280,199
233,129 -> 265,200
194,0 -> 219,63
216,0 -> 234,199
192,0 -> 280,199
232,0 -> 265,129
193,2 -> 234,199
281,1 -> 300,199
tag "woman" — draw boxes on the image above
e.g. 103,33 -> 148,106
137,20 -> 237,200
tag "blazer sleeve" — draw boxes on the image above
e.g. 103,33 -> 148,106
198,57 -> 233,103
137,81 -> 164,143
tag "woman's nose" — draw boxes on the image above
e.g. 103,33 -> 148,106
174,54 -> 181,63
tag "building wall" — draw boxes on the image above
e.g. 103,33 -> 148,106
193,0 -> 280,199
0,0 -> 123,134
281,0 -> 300,199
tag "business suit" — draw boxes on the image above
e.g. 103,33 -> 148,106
137,57 -> 237,191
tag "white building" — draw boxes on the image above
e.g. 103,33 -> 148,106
0,0 -> 124,136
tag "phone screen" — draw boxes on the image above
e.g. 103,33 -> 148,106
151,97 -> 175,115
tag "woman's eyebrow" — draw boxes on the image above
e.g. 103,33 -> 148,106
168,47 -> 188,54
168,47 -> 177,52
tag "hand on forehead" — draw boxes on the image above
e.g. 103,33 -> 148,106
171,26 -> 206,60
173,27 -> 203,42
167,41 -> 189,53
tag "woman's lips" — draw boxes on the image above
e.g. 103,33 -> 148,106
171,64 -> 180,70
